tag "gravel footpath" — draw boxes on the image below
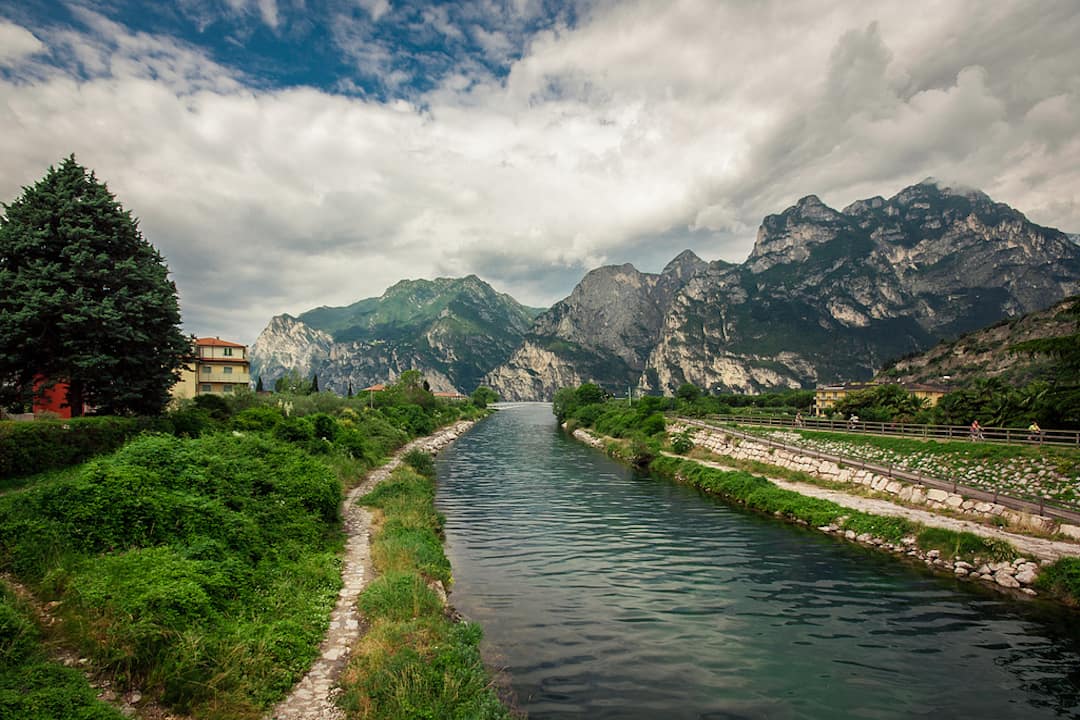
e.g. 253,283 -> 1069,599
689,455 -> 1080,563
269,420 -> 474,720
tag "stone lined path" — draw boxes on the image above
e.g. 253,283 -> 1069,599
269,421 -> 474,720
687,454 -> 1080,563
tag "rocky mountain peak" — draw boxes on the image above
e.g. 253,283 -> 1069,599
661,249 -> 707,280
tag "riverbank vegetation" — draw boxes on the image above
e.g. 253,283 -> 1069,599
0,377 -> 493,718
338,451 -> 510,720
651,454 -> 1015,560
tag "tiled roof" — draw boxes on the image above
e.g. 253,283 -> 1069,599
196,337 -> 246,348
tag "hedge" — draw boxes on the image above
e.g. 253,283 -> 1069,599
0,416 -> 170,481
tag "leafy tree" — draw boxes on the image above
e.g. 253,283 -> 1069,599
834,384 -> 926,422
470,386 -> 498,408
274,370 -> 312,395
575,383 -> 605,406
676,383 -> 701,402
0,156 -> 188,415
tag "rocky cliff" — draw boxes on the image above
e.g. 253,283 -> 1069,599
875,296 -> 1079,386
486,179 -> 1080,399
250,276 -> 540,395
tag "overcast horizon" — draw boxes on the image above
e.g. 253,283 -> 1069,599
2,0 -> 1078,344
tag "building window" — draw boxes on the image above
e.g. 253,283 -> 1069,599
200,384 -> 211,392
224,347 -> 233,356
202,366 -> 211,374
223,384 -> 233,393
224,366 -> 233,374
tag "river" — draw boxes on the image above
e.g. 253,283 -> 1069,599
435,404 -> 1080,719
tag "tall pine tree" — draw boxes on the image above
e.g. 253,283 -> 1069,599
0,155 -> 189,415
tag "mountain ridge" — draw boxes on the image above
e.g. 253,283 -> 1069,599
251,180 -> 1080,400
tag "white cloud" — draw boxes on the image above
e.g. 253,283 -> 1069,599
0,20 -> 45,65
356,0 -> 392,22
0,0 -> 1078,345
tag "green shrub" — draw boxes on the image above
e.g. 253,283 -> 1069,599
274,416 -> 315,444
670,430 -> 694,454
231,405 -> 284,432
0,416 -> 170,481
192,393 -> 232,421
1037,557 -> 1080,604
403,449 -> 435,478
166,406 -> 212,438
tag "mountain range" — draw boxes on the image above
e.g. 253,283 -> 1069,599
251,180 -> 1080,399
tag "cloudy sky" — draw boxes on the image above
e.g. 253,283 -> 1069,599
1,0 -> 1079,343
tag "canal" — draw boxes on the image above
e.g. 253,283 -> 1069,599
435,404 -> 1080,719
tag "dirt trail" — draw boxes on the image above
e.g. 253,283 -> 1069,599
269,420 -> 473,720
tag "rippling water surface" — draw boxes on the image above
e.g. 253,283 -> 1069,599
435,404 -> 1080,719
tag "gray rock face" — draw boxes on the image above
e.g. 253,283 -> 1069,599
487,180 -> 1080,400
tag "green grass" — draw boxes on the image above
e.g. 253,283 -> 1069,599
0,581 -> 126,720
738,426 -> 1080,508
0,432 -> 345,719
649,455 -> 1019,562
1036,558 -> 1080,605
341,458 -> 511,719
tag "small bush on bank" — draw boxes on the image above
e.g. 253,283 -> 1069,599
1036,558 -> 1080,604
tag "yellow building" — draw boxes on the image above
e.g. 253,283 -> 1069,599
172,337 -> 251,399
812,381 -> 949,416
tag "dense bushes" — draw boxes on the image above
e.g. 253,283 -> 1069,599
0,432 -> 344,716
0,416 -> 170,482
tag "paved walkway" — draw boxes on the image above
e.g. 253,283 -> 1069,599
688,455 -> 1080,563
269,421 -> 474,720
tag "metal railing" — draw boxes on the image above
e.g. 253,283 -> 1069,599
676,417 -> 1080,526
698,414 -> 1080,447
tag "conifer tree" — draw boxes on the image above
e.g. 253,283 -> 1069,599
256,375 -> 264,392
311,373 -> 319,393
0,156 -> 188,415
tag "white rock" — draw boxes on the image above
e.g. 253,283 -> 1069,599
995,572 -> 1021,589
1016,570 -> 1039,585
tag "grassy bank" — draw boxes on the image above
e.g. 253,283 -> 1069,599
0,581 -> 125,720
0,432 -> 344,719
649,454 -> 1016,561
338,450 -> 510,719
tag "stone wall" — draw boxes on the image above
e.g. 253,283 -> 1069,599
672,423 -> 1080,540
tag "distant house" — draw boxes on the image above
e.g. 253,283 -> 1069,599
433,391 -> 468,402
812,381 -> 950,416
360,383 -> 388,393
172,337 -> 252,399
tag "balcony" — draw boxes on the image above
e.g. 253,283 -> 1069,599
200,372 -> 251,385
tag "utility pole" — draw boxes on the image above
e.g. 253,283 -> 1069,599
628,385 -> 632,407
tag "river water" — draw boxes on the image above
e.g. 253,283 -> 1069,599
435,404 -> 1080,719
